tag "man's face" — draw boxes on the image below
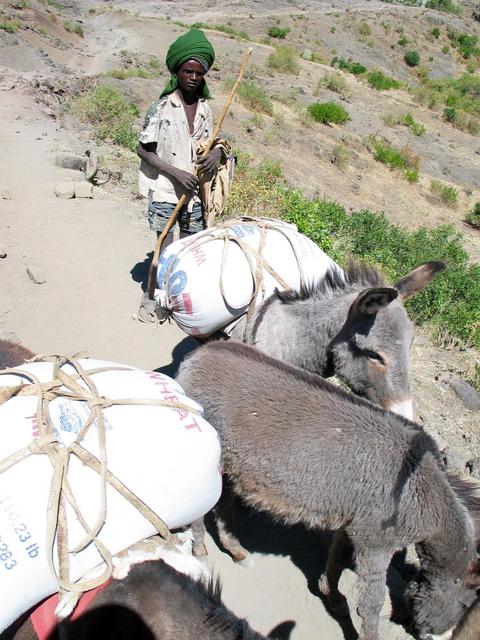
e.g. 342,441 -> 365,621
177,59 -> 207,94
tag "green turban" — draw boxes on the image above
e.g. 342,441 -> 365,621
160,29 -> 215,99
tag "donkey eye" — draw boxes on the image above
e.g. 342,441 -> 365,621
364,350 -> 386,366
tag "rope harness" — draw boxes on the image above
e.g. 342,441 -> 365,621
0,356 -> 202,599
159,218 -> 307,323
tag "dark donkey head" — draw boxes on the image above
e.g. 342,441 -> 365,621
249,261 -> 444,420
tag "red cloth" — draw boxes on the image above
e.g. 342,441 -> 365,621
30,580 -> 111,640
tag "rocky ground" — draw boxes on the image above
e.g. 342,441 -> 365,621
0,1 -> 479,638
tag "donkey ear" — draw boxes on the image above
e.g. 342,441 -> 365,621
349,287 -> 398,319
393,262 -> 445,300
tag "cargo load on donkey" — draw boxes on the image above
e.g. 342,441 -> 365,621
0,357 -> 221,633
154,217 -> 343,337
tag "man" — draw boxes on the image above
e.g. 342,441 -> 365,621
137,28 -> 222,241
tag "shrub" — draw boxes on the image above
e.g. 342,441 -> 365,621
442,45 -> 450,54
267,46 -> 300,75
367,70 -> 400,90
358,22 -> 372,37
69,85 -> 139,151
104,68 -> 156,79
331,143 -> 351,169
331,57 -> 366,75
398,35 -> 408,46
425,0 -> 460,14
316,72 -> 350,96
234,80 -> 274,115
370,136 -> 419,181
430,179 -> 458,206
267,25 -> 290,39
308,101 -> 351,124
404,50 -> 420,66
466,201 -> 480,227
448,31 -> 480,59
431,27 -> 441,39
404,112 -> 426,135
63,20 -> 84,37
10,0 -> 27,8
0,20 -> 20,32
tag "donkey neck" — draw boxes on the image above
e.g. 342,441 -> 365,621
250,287 -> 358,375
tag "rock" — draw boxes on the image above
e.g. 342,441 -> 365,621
55,153 -> 86,171
467,457 -> 480,479
74,181 -> 93,199
1,189 -> 11,200
61,169 -> 87,182
441,446 -> 466,474
26,267 -> 46,285
55,182 -> 75,199
0,248 -> 6,258
449,378 -> 480,411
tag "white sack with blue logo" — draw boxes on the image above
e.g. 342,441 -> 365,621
0,359 -> 221,632
155,218 -> 342,337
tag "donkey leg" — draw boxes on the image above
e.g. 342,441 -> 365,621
354,547 -> 391,640
215,487 -> 252,565
191,518 -> 208,557
318,528 -> 351,617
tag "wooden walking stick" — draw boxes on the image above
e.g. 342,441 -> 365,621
146,47 -> 253,300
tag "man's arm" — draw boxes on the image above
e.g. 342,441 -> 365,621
137,142 -> 198,192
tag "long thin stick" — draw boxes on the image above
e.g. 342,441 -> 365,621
147,47 -> 253,300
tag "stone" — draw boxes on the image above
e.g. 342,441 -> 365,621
467,457 -> 480,480
0,248 -> 6,258
55,182 -> 75,199
1,189 -> 11,200
26,267 -> 46,285
74,181 -> 93,199
441,446 -> 466,474
449,378 -> 480,411
55,153 -> 86,171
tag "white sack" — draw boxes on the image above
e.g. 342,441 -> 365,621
0,360 -> 221,632
155,218 -> 342,337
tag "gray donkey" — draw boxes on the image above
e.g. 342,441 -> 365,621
229,261 -> 444,419
176,341 -> 480,640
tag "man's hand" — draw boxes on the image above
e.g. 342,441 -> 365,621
197,147 -> 222,179
170,168 -> 198,191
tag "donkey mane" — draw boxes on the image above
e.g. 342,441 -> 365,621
448,473 -> 480,541
275,261 -> 386,304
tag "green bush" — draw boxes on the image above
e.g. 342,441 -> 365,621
367,70 -> 400,90
63,20 -> 84,37
431,27 -> 441,39
444,106 -> 457,122
425,0 -> 460,14
331,57 -> 366,75
308,101 -> 351,124
448,30 -> 480,59
404,50 -> 420,66
235,80 -> 274,115
430,179 -> 458,206
0,20 -> 20,32
466,201 -> 480,227
267,46 -> 300,75
223,156 -> 480,351
370,136 -> 419,181
404,112 -> 426,135
358,22 -> 372,37
10,0 -> 27,8
104,68 -> 156,79
69,85 -> 139,151
316,72 -> 350,96
398,35 -> 408,46
267,25 -> 290,39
